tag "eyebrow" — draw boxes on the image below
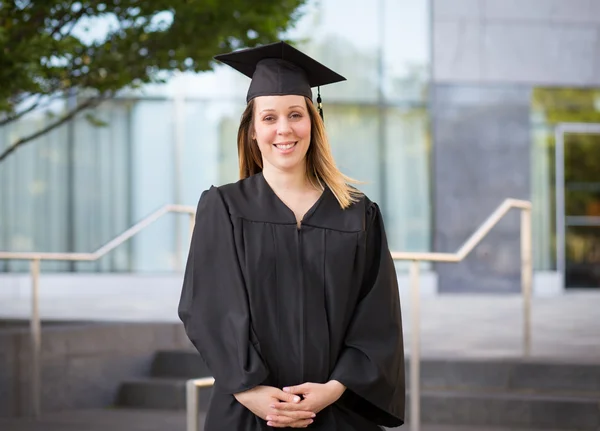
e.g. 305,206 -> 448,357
259,105 -> 306,115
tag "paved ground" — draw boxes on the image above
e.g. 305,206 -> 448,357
412,291 -> 600,361
0,409 -> 567,431
2,289 -> 600,361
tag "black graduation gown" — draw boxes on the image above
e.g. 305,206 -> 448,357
178,172 -> 405,430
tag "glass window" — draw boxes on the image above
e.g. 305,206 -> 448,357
0,0 -> 431,273
531,88 -> 600,277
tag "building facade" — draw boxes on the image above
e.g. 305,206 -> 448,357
1,0 -> 599,293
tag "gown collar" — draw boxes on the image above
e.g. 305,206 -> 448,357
257,172 -> 329,226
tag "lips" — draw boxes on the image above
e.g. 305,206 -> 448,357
272,141 -> 298,155
273,141 -> 297,150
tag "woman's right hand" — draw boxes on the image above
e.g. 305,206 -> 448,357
234,385 -> 316,428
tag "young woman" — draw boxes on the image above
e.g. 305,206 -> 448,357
179,41 -> 405,430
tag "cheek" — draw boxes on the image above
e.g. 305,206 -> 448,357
296,120 -> 311,140
254,123 -> 275,146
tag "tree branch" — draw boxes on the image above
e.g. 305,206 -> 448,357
0,88 -> 73,127
0,92 -> 113,163
0,94 -> 44,127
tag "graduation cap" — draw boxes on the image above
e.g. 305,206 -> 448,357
214,41 -> 346,120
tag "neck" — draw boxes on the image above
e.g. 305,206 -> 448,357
262,163 -> 310,194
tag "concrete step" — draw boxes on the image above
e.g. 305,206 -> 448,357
150,350 -> 211,379
153,351 -> 600,397
416,390 -> 600,430
0,408 -> 569,431
116,378 -> 212,411
115,377 -> 600,429
416,358 -> 600,397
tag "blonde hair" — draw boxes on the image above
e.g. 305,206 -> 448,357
237,97 -> 361,209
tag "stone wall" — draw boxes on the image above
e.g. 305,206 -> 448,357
0,322 -> 192,417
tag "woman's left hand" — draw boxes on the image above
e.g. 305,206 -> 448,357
266,380 -> 346,427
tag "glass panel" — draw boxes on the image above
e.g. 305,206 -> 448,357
565,226 -> 600,288
531,88 -> 600,273
562,131 -> 600,288
384,106 -> 430,253
1,0 -> 431,273
530,124 -> 554,270
564,133 -> 600,217
0,99 -> 132,273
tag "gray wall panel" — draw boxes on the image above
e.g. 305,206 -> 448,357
435,20 -> 482,82
483,23 -> 598,85
432,84 -> 531,292
434,0 -> 481,20
433,0 -> 600,85
482,0 -> 600,23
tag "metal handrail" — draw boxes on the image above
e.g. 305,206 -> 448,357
186,378 -> 215,431
0,204 -> 195,261
393,198 -> 532,431
183,198 -> 533,431
0,204 -> 196,418
1,198 -> 533,431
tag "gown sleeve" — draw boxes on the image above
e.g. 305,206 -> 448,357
178,186 -> 269,395
329,201 -> 406,427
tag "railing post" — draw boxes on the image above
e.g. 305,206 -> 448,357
189,213 -> 195,240
186,379 -> 199,431
521,207 -> 533,356
30,258 -> 41,418
409,260 -> 421,431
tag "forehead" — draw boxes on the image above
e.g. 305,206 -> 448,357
254,95 -> 307,112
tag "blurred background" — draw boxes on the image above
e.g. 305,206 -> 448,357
2,0 -> 599,294
0,0 -> 431,276
1,1 -> 600,430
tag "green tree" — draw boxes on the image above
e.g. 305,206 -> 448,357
0,0 -> 307,161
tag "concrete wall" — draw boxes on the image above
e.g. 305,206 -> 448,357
433,0 -> 600,86
431,0 -> 600,291
431,85 -> 531,292
0,322 -> 191,417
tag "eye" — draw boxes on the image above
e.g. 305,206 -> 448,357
290,112 -> 303,119
263,115 -> 275,122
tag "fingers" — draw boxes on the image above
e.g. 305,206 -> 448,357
269,407 -> 315,419
271,401 -> 313,413
274,390 -> 302,404
283,383 -> 312,395
268,419 -> 313,428
266,415 -> 314,428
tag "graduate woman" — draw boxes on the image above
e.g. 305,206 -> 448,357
178,41 -> 405,430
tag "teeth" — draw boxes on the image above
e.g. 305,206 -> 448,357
275,143 -> 295,150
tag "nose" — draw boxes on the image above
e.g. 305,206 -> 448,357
276,117 -> 292,135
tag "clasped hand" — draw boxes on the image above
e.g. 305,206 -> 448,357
234,381 -> 345,428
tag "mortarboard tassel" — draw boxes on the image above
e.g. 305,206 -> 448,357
317,86 -> 324,121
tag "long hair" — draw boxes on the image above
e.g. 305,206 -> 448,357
237,97 -> 361,209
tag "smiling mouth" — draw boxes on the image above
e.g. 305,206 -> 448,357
273,142 -> 297,150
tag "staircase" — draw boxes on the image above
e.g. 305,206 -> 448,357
117,350 -> 213,410
115,351 -> 600,430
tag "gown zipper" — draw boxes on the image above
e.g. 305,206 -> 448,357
297,220 -> 305,381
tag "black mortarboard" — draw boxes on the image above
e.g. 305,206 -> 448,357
214,41 -> 345,120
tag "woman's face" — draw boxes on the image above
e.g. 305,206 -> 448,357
252,95 -> 311,173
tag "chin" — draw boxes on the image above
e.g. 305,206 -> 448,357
266,157 -> 305,172
276,160 -> 304,172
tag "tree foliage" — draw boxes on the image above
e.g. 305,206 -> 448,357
0,0 -> 307,161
